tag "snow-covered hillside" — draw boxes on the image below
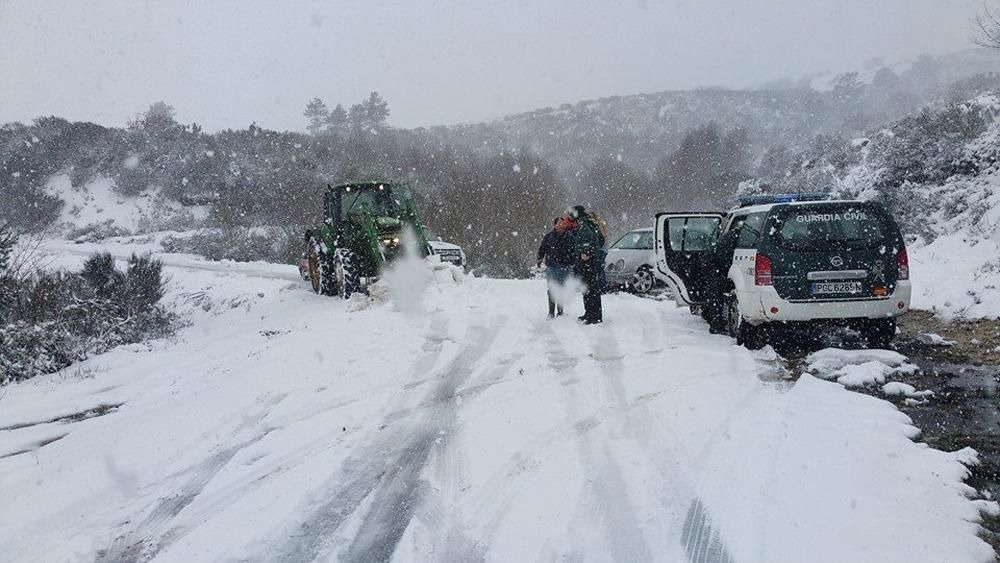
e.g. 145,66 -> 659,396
0,239 -> 994,562
44,174 -> 207,237
418,49 -> 1000,175
908,106 -> 1000,320
828,94 -> 1000,320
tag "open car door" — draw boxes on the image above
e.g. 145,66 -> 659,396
654,212 -> 724,305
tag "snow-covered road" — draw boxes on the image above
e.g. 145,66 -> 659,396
0,242 -> 994,562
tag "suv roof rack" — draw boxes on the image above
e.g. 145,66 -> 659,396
735,192 -> 833,208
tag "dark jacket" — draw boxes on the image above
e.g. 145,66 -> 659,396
572,215 -> 607,285
572,217 -> 605,260
538,230 -> 576,268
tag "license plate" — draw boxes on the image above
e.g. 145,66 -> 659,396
812,281 -> 862,295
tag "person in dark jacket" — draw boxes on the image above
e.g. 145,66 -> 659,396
569,205 -> 606,324
703,221 -> 741,333
537,217 -> 577,318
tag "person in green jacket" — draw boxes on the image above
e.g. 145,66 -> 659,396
569,205 -> 607,324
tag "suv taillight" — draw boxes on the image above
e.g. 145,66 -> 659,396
754,253 -> 773,286
896,246 -> 909,281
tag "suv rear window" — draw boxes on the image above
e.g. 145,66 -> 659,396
736,212 -> 767,249
770,204 -> 889,251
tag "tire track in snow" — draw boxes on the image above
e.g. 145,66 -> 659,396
647,306 -> 769,563
458,320 -> 581,549
466,320 -> 672,555
567,322 -> 654,563
143,318 -> 457,560
96,393 -> 288,562
680,498 -> 735,563
602,306 -> 739,563
422,345 -> 530,562
342,319 -> 504,563
263,316 -> 504,563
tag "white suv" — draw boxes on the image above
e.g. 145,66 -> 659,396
653,194 -> 912,348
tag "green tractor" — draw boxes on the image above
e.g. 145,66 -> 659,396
303,181 -> 430,298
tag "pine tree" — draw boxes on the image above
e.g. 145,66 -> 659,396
348,103 -> 367,133
303,98 -> 330,135
325,103 -> 349,134
362,92 -> 390,130
144,101 -> 177,131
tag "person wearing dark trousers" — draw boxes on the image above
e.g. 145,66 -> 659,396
703,223 -> 740,333
569,205 -> 607,325
537,217 -> 577,318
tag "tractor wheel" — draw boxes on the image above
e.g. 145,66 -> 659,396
335,249 -> 362,299
306,239 -> 338,296
319,253 -> 338,296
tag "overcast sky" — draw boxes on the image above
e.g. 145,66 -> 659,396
0,0 -> 986,132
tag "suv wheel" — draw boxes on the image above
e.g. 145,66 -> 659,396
631,267 -> 655,294
864,318 -> 896,349
725,293 -> 766,350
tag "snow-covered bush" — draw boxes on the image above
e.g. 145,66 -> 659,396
763,93 -> 999,241
0,252 -> 176,384
66,219 -> 132,243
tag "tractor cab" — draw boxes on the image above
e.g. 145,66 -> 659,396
323,181 -> 429,266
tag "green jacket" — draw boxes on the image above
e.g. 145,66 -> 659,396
573,216 -> 604,257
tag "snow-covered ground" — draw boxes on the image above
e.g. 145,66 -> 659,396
910,231 -> 1000,321
0,240 -> 995,562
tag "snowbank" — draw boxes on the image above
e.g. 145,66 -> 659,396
807,347 -> 923,389
911,230 -> 1000,320
882,381 -> 934,399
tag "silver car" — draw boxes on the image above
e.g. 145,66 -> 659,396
605,227 -> 658,294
